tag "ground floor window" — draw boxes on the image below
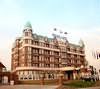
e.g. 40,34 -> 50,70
2,76 -> 8,84
18,70 -> 58,80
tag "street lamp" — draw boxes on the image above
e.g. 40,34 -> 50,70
58,71 -> 64,88
40,71 -> 45,85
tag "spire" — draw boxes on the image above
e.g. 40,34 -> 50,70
24,21 -> 32,28
79,39 -> 85,47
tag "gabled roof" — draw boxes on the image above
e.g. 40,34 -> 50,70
0,62 -> 5,68
69,43 -> 80,48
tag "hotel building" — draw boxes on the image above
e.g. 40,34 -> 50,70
11,22 -> 87,83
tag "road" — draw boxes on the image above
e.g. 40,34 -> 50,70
0,85 -> 58,89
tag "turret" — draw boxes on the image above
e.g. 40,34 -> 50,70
23,21 -> 33,37
79,39 -> 85,48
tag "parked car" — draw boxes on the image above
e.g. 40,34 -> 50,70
81,75 -> 99,82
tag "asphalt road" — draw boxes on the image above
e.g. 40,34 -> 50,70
0,85 -> 58,89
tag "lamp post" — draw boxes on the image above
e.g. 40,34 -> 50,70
40,72 -> 44,85
58,71 -> 64,88
80,65 -> 84,78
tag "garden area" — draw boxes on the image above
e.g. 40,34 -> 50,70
61,80 -> 100,89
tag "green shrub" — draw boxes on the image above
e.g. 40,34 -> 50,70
63,80 -> 95,88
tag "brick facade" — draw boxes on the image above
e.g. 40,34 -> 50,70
11,22 -> 88,83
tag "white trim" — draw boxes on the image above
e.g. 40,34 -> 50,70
60,67 -> 75,71
12,66 -> 80,72
22,37 -> 33,40
67,51 -> 85,56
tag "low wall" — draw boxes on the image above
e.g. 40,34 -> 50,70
17,79 -> 59,85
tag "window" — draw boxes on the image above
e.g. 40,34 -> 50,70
67,48 -> 70,51
32,63 -> 39,67
24,71 -> 28,75
39,63 -> 44,67
46,43 -> 49,47
34,41 -> 39,45
54,52 -> 59,56
50,64 -> 54,67
25,39 -> 28,44
33,48 -> 39,54
28,47 -> 31,52
45,64 -> 50,67
27,63 -> 31,66
28,40 -> 31,44
25,39 -> 32,44
20,71 -> 24,75
25,32 -> 28,36
54,64 -> 59,68
24,77 -> 27,80
20,77 -> 23,80
29,75 -> 32,79
21,64 -> 24,67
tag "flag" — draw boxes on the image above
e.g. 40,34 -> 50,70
96,51 -> 99,59
64,32 -> 68,34
92,51 -> 100,59
54,28 -> 57,31
99,53 -> 100,58
92,51 -> 96,59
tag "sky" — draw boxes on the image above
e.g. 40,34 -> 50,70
0,0 -> 100,71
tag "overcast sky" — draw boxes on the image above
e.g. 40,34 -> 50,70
0,0 -> 100,71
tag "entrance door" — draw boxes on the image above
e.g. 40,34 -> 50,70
67,71 -> 73,80
0,76 -> 2,84
2,76 -> 8,84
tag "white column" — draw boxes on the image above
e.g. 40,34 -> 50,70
73,73 -> 76,80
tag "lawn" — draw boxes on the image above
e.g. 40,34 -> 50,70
63,80 -> 96,88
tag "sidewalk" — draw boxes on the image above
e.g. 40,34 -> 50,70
0,85 -> 58,89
